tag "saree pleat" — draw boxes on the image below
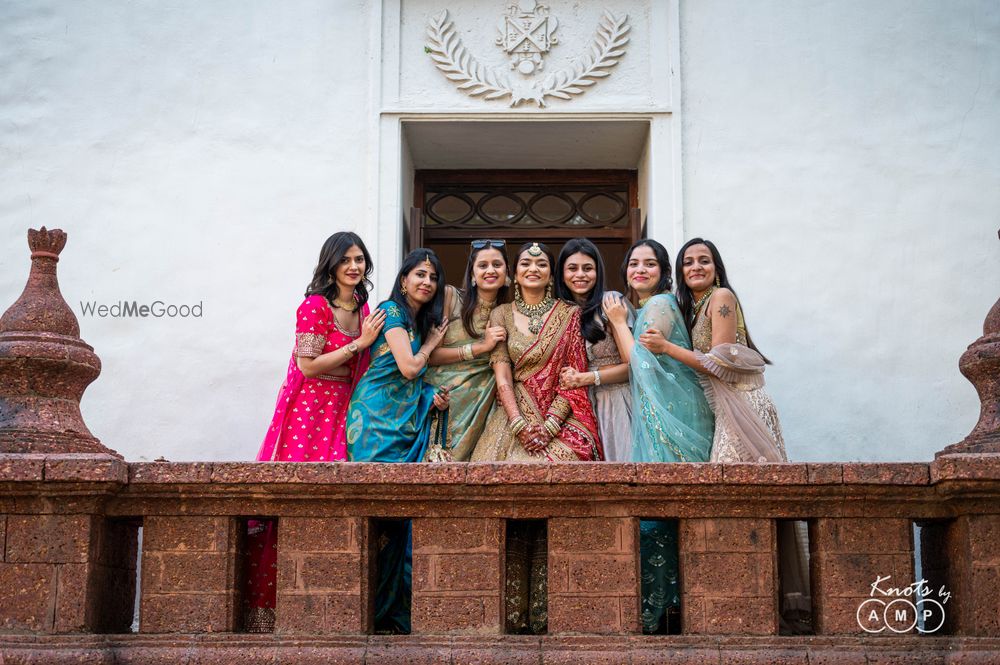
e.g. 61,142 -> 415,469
346,300 -> 446,634
629,294 -> 714,633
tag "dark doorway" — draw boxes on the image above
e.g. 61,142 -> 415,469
411,170 -> 642,291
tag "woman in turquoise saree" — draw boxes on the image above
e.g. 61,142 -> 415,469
606,239 -> 714,634
346,249 -> 449,633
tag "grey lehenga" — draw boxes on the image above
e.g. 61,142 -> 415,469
690,296 -> 811,629
585,294 -> 634,462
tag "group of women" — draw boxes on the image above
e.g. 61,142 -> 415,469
245,231 -> 807,636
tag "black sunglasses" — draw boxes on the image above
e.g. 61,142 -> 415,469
470,239 -> 506,250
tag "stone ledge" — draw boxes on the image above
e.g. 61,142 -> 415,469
1,634 -> 998,664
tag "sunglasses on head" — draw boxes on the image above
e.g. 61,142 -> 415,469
470,239 -> 506,250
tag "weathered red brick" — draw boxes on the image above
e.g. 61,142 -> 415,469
274,593 -> 324,633
466,463 -> 551,485
129,462 -> 213,484
549,517 -> 629,553
5,514 -> 94,563
841,463 -> 929,485
722,464 -> 809,485
811,518 -> 912,554
561,555 -> 636,594
808,464 -> 844,484
811,553 -> 913,599
143,516 -> 230,552
280,517 -> 357,553
324,593 -> 367,633
702,595 -> 777,635
140,592 -> 232,633
635,463 -> 722,484
433,553 -> 501,592
548,594 -> 633,634
0,454 -> 46,481
931,453 -> 1000,482
550,463 -> 636,484
143,552 -> 230,594
411,595 -> 487,633
682,552 -> 774,596
43,455 -> 127,483
412,518 -> 500,553
298,553 -> 363,592
0,562 -> 55,631
54,562 -> 92,632
965,514 -> 1000,565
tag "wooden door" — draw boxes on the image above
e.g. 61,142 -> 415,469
411,170 -> 642,292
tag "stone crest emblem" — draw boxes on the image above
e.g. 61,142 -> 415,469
426,4 -> 630,107
496,0 -> 559,75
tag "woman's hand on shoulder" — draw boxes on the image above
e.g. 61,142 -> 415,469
358,308 -> 387,348
428,319 -> 449,348
602,292 -> 629,326
481,325 -> 507,351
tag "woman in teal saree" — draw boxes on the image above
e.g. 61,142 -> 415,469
606,239 -> 714,634
346,249 -> 449,633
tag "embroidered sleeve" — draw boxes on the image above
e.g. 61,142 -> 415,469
381,301 -> 408,334
294,296 -> 331,358
546,395 -> 571,423
488,305 -> 510,366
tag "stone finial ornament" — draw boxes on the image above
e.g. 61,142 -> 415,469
0,227 -> 117,456
937,229 -> 1000,456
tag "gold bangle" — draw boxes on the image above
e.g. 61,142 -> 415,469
463,343 -> 475,361
510,416 -> 528,436
544,417 -> 560,437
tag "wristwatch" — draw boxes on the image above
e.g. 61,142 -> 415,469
346,342 -> 360,355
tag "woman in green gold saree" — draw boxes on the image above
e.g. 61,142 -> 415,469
606,239 -> 714,634
423,240 -> 510,461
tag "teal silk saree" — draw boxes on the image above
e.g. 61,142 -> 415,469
346,300 -> 446,633
629,293 -> 714,633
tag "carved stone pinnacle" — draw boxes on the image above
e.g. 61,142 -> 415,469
937,228 -> 1000,457
0,227 -> 119,456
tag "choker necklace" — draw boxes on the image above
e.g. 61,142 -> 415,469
692,287 -> 717,317
515,293 -> 555,335
330,294 -> 357,312
477,297 -> 496,318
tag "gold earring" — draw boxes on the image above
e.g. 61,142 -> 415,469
715,275 -> 720,288
545,281 -> 553,299
514,282 -> 522,301
401,284 -> 408,295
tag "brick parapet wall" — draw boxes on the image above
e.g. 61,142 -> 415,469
2,454 -> 1000,652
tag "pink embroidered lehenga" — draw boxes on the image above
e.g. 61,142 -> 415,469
244,294 -> 370,632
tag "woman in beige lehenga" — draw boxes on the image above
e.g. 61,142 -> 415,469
471,242 -> 601,634
651,237 -> 811,633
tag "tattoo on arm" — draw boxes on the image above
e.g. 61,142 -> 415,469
718,304 -> 731,318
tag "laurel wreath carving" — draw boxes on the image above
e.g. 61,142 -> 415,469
426,9 -> 630,108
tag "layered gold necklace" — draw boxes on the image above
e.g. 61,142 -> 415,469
515,292 -> 555,334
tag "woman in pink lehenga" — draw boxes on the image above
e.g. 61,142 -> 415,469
244,231 -> 386,632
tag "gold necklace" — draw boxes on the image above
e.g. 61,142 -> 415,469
692,287 -> 717,317
515,294 -> 555,334
330,293 -> 357,311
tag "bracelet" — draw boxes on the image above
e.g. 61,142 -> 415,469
510,416 -> 528,436
592,370 -> 601,386
544,416 -> 561,437
417,350 -> 429,364
460,343 -> 474,361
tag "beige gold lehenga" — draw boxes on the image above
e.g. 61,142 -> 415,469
691,297 -> 810,630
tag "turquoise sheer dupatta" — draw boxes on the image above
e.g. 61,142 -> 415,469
630,294 -> 714,464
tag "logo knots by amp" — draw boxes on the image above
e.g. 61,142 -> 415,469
856,575 -> 951,634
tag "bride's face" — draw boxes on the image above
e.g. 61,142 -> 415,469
516,251 -> 551,291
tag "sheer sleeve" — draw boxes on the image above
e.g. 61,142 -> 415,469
638,294 -> 682,340
294,296 -> 332,358
489,305 -> 511,366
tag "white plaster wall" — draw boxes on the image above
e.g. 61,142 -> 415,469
0,0 -> 375,461
679,0 -> 1000,461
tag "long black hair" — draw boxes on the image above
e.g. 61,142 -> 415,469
555,238 -> 607,343
461,243 -> 510,338
620,238 -> 673,305
385,248 -> 446,340
675,237 -> 770,363
305,232 -> 373,307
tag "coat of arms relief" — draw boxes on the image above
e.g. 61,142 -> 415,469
426,1 -> 630,107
